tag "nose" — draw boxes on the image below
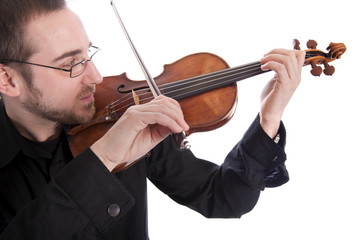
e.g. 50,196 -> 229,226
82,61 -> 103,85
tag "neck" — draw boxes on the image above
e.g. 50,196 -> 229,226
4,98 -> 62,142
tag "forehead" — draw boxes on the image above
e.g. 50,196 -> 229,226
25,8 -> 90,60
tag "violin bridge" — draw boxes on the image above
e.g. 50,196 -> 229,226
132,90 -> 140,105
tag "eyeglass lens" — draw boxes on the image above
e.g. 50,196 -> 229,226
70,47 -> 98,78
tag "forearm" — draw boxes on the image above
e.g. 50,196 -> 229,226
259,49 -> 305,138
147,116 -> 288,219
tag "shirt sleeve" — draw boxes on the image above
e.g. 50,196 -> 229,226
233,113 -> 289,190
146,114 -> 288,219
0,148 -> 134,240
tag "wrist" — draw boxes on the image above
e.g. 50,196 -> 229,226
90,143 -> 118,172
259,115 -> 281,138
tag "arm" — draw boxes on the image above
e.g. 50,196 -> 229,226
146,114 -> 287,218
146,49 -> 304,218
259,49 -> 305,137
0,149 -> 134,239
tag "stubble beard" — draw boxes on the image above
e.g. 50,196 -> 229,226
22,85 -> 96,125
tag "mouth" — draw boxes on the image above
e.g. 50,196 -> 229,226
80,93 -> 94,102
79,86 -> 96,102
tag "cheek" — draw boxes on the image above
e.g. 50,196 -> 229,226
34,75 -> 79,107
49,85 -> 79,107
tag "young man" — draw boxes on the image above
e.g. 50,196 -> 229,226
0,0 -> 305,239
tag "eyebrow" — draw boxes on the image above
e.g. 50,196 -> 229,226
52,42 -> 93,63
52,49 -> 82,63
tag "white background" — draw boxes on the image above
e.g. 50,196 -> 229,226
68,0 -> 360,239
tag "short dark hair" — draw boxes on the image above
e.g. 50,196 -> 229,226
0,0 -> 66,86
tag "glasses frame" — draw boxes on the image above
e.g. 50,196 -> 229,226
0,46 -> 100,78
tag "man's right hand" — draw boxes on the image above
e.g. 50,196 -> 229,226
90,95 -> 189,171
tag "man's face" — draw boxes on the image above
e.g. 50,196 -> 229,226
19,8 -> 102,125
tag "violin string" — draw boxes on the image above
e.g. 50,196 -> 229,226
163,62 -> 263,100
167,61 -> 262,89
107,61 -> 265,117
107,90 -> 153,117
108,61 -> 264,116
306,51 -> 328,59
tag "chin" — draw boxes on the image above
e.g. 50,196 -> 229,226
76,106 -> 96,124
62,104 -> 96,125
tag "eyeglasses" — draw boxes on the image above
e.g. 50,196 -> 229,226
0,46 -> 100,78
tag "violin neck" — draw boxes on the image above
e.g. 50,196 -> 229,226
163,61 -> 267,101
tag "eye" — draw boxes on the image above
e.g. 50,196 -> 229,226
63,59 -> 76,69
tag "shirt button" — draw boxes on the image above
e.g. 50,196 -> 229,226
107,204 -> 120,217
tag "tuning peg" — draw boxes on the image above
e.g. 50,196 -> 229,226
293,39 -> 301,50
310,61 -> 322,76
307,40 -> 318,49
307,39 -> 318,49
323,61 -> 335,76
293,38 -> 345,77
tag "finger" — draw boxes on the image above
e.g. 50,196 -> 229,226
123,101 -> 188,134
261,61 -> 291,86
296,50 -> 306,69
261,50 -> 301,82
133,110 -> 187,133
150,125 -> 173,142
151,95 -> 184,119
262,49 -> 305,71
136,96 -> 189,130
261,50 -> 296,71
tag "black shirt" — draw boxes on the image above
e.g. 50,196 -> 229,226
0,101 -> 289,239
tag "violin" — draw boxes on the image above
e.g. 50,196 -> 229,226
67,38 -> 346,172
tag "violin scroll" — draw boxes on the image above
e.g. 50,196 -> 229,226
294,39 -> 346,76
327,42 -> 346,60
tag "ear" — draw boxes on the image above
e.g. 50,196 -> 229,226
0,64 -> 21,97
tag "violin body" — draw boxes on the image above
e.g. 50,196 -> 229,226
68,52 -> 238,156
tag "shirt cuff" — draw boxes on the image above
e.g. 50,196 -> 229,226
240,114 -> 288,189
53,148 -> 134,234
